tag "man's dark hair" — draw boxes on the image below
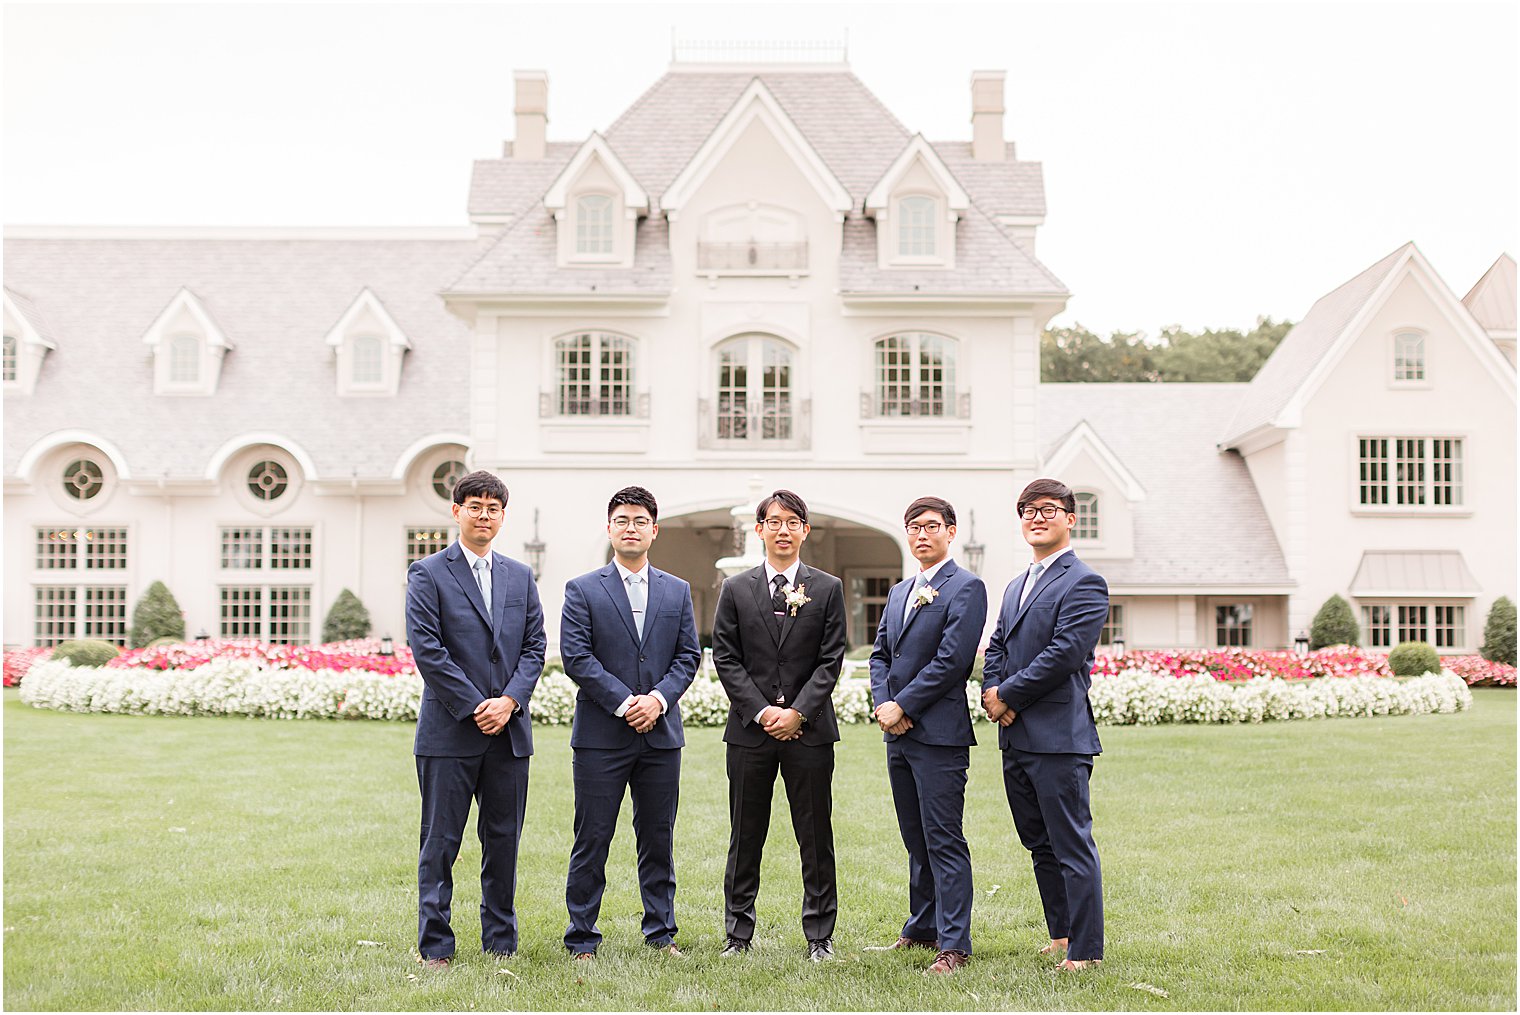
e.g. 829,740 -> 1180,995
756,489 -> 809,525
904,496 -> 956,528
1017,478 -> 1076,515
453,470 -> 509,507
608,485 -> 659,523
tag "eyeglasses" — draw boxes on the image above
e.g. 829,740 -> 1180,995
905,522 -> 945,535
461,503 -> 504,519
762,518 -> 805,532
1019,504 -> 1068,521
610,516 -> 653,530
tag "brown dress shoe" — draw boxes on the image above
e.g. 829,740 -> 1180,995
660,944 -> 683,957
571,951 -> 595,961
888,936 -> 939,951
926,949 -> 970,975
421,956 -> 451,970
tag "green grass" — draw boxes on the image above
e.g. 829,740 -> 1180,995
4,688 -> 1514,1011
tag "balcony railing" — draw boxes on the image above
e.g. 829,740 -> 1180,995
859,389 -> 972,419
697,241 -> 808,272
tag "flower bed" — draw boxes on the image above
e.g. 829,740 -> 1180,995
1441,655 -> 1518,687
1090,646 -> 1394,682
4,647 -> 52,687
20,658 -> 1471,727
105,637 -> 415,675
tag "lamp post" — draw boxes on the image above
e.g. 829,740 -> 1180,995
379,634 -> 394,657
523,508 -> 546,581
962,509 -> 986,576
195,629 -> 209,643
1294,631 -> 1310,656
1112,637 -> 1126,659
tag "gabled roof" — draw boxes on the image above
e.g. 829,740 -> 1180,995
1462,253 -> 1516,334
864,135 -> 970,213
1040,383 -> 1290,588
141,287 -> 235,349
1220,242 -> 1515,448
660,78 -> 851,216
323,287 -> 412,349
542,132 -> 648,214
468,142 -> 579,218
2,286 -> 59,349
1041,419 -> 1147,501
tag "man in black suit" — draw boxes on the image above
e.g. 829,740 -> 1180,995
712,489 -> 847,961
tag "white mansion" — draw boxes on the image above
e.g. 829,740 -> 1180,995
4,56 -> 1515,656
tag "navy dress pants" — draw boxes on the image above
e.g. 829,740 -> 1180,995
887,737 -> 973,954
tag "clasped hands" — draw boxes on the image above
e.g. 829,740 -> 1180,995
759,705 -> 803,741
981,687 -> 1017,727
472,695 -> 518,735
624,694 -> 662,734
873,700 -> 913,735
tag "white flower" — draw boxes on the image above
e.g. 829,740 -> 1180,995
784,583 -> 811,617
911,584 -> 939,609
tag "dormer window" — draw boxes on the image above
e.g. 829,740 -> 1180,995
324,289 -> 411,396
898,196 -> 937,257
141,288 -> 232,396
4,288 -> 59,395
575,195 -> 614,255
169,334 -> 201,384
351,334 -> 384,385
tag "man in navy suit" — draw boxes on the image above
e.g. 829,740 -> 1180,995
559,486 -> 702,960
869,496 -> 987,975
982,478 -> 1110,971
405,470 -> 546,968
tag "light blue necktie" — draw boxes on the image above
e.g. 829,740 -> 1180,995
904,571 -> 929,623
1019,562 -> 1045,609
472,557 -> 491,611
626,573 -> 646,640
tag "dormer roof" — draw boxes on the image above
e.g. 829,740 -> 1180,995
1041,419 -> 1147,501
3,286 -> 59,349
141,287 -> 234,349
864,134 -> 971,213
542,132 -> 648,214
323,287 -> 412,350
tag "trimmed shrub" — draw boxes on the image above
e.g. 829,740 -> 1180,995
1388,641 -> 1440,677
1480,596 -> 1516,667
1309,594 -> 1360,650
51,639 -> 120,668
321,589 -> 372,643
129,580 -> 185,648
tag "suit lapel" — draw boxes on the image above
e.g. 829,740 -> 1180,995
898,559 -> 960,644
748,567 -> 783,646
886,579 -> 909,650
490,552 -> 510,633
776,563 -> 808,651
640,567 -> 666,646
1012,554 -> 1073,628
600,565 -> 641,645
446,544 -> 493,628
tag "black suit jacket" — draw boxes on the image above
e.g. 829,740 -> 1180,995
712,563 -> 846,747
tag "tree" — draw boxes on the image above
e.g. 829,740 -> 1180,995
1481,596 -> 1517,666
129,580 -> 185,648
1041,316 -> 1292,383
1309,594 -> 1360,649
1041,326 -> 1156,382
322,588 -> 372,643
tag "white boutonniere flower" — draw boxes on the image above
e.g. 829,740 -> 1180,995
911,584 -> 939,609
785,584 -> 811,617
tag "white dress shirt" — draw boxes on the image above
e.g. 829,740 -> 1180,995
1018,546 -> 1072,609
903,555 -> 953,623
757,559 -> 803,722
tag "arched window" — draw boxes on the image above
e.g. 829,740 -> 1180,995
874,333 -> 957,416
2,334 -> 17,382
555,332 -> 634,416
575,194 -> 614,255
716,335 -> 792,442
1074,492 -> 1100,540
898,195 -> 936,256
352,334 -> 384,384
1393,331 -> 1425,381
169,334 -> 200,384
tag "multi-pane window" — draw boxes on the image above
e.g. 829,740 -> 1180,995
848,574 -> 897,648
716,336 -> 792,442
1357,437 -> 1463,507
3,333 -> 17,382
1074,493 -> 1100,541
407,526 -> 453,566
556,332 -> 633,416
874,333 -> 957,416
1393,331 -> 1425,381
220,527 -> 313,570
1363,602 -> 1466,650
34,527 -> 129,570
218,586 -> 312,644
575,194 -> 614,255
1099,603 -> 1125,647
32,585 -> 127,647
352,335 -> 383,384
1215,604 -> 1253,648
898,195 -> 936,256
169,334 -> 199,383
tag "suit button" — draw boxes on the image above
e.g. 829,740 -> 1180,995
639,655 -> 646,662
895,651 -> 901,658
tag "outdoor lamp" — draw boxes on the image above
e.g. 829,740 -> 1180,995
523,508 -> 546,581
963,509 -> 986,576
1295,632 -> 1310,656
1112,637 -> 1126,657
195,629 -> 209,643
380,634 -> 394,657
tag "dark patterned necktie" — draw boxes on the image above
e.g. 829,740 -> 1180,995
771,573 -> 789,614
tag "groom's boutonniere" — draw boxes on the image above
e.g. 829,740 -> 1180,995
911,584 -> 939,609
785,584 -> 811,617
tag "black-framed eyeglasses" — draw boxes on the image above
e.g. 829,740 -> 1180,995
462,503 -> 504,519
762,518 -> 805,532
1019,504 -> 1068,521
610,516 -> 653,530
905,522 -> 945,535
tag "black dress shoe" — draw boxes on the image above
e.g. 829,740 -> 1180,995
807,938 -> 835,962
720,936 -> 751,957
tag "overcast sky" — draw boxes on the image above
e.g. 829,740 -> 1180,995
4,1 -> 1515,335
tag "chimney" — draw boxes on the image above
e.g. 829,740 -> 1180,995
971,70 -> 1005,162
513,70 -> 548,160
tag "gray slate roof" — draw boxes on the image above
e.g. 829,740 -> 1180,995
1220,243 -> 1409,446
1462,253 -> 1516,333
454,70 -> 1064,297
1039,383 -> 1291,587
3,237 -> 477,479
4,285 -> 58,345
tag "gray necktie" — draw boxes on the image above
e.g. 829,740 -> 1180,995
904,571 -> 929,623
472,557 -> 491,610
1019,561 -> 1045,609
626,573 -> 646,640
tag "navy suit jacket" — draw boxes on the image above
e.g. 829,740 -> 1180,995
868,559 -> 986,747
982,550 -> 1108,755
559,563 -> 702,750
406,542 -> 546,759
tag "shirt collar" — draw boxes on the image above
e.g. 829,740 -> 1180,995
764,559 -> 802,587
918,556 -> 953,584
613,559 -> 649,583
1028,546 -> 1072,571
458,540 -> 491,569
